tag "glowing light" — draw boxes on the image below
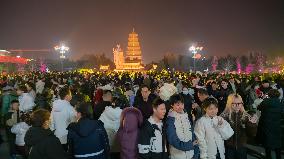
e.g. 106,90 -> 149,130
54,43 -> 69,59
16,56 -> 20,58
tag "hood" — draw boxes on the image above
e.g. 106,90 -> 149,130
68,118 -> 101,137
25,127 -> 53,146
103,106 -> 122,121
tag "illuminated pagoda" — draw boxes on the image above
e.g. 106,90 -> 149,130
113,28 -> 144,71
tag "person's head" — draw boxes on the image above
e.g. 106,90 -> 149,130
229,78 -> 235,83
31,109 -> 50,129
25,82 -> 35,91
225,94 -> 245,113
197,88 -> 209,102
120,107 -> 143,132
75,102 -> 92,121
102,90 -> 112,102
16,85 -> 28,95
20,113 -> 31,125
152,98 -> 166,120
141,84 -> 150,100
170,94 -> 184,113
220,80 -> 228,89
202,97 -> 219,118
10,100 -> 19,111
59,86 -> 72,101
268,89 -> 280,98
211,81 -> 218,90
262,80 -> 270,88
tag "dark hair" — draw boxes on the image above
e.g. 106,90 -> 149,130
18,85 -> 28,93
152,97 -> 165,109
268,89 -> 280,98
31,109 -> 50,127
103,89 -> 112,95
202,97 -> 218,109
75,102 -> 92,119
170,94 -> 184,106
11,100 -> 19,105
20,113 -> 31,125
59,86 -> 71,100
198,88 -> 209,96
140,84 -> 150,90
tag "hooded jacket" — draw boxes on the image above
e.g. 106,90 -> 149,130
24,127 -> 68,159
67,118 -> 110,159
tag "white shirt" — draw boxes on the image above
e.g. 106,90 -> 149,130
50,99 -> 76,144
19,93 -> 35,112
36,80 -> 45,94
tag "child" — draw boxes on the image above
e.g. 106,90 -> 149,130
194,97 -> 234,159
11,113 -> 31,159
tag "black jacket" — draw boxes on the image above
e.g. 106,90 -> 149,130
93,101 -> 112,120
133,94 -> 157,121
138,119 -> 169,159
24,127 -> 68,159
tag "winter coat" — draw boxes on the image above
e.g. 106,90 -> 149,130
194,115 -> 234,159
11,122 -> 31,146
24,127 -> 68,159
166,110 -> 198,159
50,99 -> 76,144
93,101 -> 112,120
138,116 -> 169,159
99,106 -> 122,152
117,107 -> 143,159
221,111 -> 258,149
67,118 -> 110,159
133,94 -> 157,121
257,97 -> 283,149
1,91 -> 18,115
36,80 -> 45,94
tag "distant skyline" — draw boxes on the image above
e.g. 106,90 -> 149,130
0,0 -> 284,63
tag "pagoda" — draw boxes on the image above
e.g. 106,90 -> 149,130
113,28 -> 144,71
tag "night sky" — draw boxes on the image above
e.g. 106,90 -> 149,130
0,0 -> 284,63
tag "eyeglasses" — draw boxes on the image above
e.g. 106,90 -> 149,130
232,103 -> 243,106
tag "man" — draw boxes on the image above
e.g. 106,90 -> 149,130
36,76 -> 45,94
191,88 -> 211,121
50,86 -> 76,151
16,85 -> 35,113
93,89 -> 113,120
138,98 -> 168,159
134,84 -> 157,121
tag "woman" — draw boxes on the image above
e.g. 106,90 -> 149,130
67,103 -> 110,159
117,107 -> 143,159
26,82 -> 36,100
221,94 -> 258,159
257,89 -> 283,159
24,109 -> 67,159
166,94 -> 199,159
217,79 -> 233,114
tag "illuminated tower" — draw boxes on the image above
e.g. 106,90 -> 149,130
125,28 -> 142,64
113,44 -> 124,70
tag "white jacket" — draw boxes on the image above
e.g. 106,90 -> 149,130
50,99 -> 76,144
36,80 -> 45,94
11,122 -> 30,146
99,106 -> 122,149
194,116 -> 234,159
19,93 -> 35,112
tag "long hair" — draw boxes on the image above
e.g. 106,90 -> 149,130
222,93 -> 247,122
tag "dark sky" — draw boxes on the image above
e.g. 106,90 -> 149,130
0,0 -> 284,63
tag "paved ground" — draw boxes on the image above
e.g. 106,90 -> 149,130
0,128 -> 282,159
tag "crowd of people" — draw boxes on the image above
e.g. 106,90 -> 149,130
0,71 -> 283,159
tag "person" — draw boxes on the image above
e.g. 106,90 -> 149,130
11,113 -> 31,159
133,84 -> 157,121
257,89 -> 283,159
117,107 -> 143,159
221,94 -> 258,159
50,86 -> 76,150
191,88 -> 211,122
16,85 -> 35,112
166,94 -> 199,159
99,98 -> 122,159
194,97 -> 234,159
67,103 -> 110,159
24,109 -> 68,159
36,77 -> 45,94
93,89 -> 113,120
217,80 -> 233,114
138,97 -> 169,159
26,82 -> 36,100
5,100 -> 21,159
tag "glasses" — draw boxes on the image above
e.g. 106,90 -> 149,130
232,103 -> 243,106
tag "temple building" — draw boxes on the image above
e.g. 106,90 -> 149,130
113,29 -> 144,71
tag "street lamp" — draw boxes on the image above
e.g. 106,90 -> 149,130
189,45 -> 203,72
54,43 -> 69,72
